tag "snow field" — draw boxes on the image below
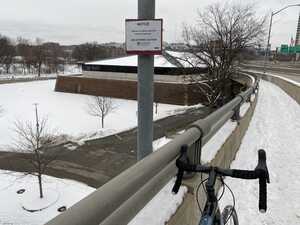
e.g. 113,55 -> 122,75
0,170 -> 95,225
0,80 -> 186,148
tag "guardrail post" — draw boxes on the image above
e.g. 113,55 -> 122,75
231,105 -> 241,122
246,95 -> 251,103
187,124 -> 205,165
191,134 -> 203,165
231,95 -> 243,123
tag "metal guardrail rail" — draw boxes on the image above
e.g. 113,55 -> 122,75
46,72 -> 259,225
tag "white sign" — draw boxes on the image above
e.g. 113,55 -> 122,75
125,19 -> 163,55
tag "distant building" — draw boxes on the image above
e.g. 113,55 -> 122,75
165,43 -> 189,51
101,42 -> 125,49
295,13 -> 300,46
55,51 -> 208,105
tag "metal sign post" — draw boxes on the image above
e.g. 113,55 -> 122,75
136,0 -> 156,160
125,1 -> 161,160
137,0 -> 155,160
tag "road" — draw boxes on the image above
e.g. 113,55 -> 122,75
240,63 -> 300,83
0,106 -> 212,188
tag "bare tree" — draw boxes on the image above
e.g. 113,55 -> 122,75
0,35 -> 16,74
32,38 -> 46,77
87,96 -> 116,129
43,42 -> 64,74
12,105 -> 61,198
174,3 -> 265,107
16,37 -> 32,74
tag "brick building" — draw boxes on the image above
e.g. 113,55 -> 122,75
55,51 -> 208,105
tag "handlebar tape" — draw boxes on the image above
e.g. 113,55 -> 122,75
259,177 -> 267,213
231,169 -> 257,179
172,145 -> 189,194
172,167 -> 184,194
256,149 -> 269,213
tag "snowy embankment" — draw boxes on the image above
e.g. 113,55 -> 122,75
0,80 -> 190,149
220,80 -> 300,224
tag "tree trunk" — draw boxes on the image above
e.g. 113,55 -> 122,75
38,174 -> 43,198
38,62 -> 41,77
101,116 -> 104,128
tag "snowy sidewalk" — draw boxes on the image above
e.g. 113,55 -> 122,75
220,80 -> 300,224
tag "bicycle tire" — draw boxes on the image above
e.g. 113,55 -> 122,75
221,205 -> 239,225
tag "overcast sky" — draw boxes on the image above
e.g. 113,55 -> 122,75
0,0 -> 299,48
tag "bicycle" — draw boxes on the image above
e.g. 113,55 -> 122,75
172,145 -> 270,225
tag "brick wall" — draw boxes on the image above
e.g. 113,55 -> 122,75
55,76 -> 206,105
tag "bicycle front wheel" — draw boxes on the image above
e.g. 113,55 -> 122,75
221,205 -> 239,225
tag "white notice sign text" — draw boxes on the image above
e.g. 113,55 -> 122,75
125,19 -> 163,55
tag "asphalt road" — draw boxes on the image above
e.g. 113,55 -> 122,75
0,106 -> 212,188
241,63 -> 300,83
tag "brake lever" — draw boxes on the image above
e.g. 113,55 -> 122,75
172,145 -> 189,194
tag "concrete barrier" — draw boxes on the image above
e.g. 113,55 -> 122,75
245,71 -> 300,104
167,93 -> 258,225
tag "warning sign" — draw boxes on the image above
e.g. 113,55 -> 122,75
125,19 -> 163,55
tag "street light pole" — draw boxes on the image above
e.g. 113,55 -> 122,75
33,103 -> 40,149
137,0 -> 155,160
263,12 -> 273,73
263,4 -> 300,73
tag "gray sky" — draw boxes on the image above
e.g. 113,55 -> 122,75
0,0 -> 299,48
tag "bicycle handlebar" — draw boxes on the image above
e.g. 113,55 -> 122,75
172,145 -> 270,213
172,145 -> 189,194
256,149 -> 270,213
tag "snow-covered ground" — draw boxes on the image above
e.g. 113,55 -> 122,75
129,179 -> 187,225
0,170 -> 95,225
0,169 -> 187,225
0,64 -> 81,81
220,80 -> 300,224
0,80 -> 188,149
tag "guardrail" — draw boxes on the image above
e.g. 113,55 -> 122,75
240,63 -> 300,74
244,70 -> 300,104
46,72 -> 259,225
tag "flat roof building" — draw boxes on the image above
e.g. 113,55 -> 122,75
55,51 -> 208,105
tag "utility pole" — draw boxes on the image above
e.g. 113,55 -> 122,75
263,12 -> 273,73
33,103 -> 40,149
137,0 -> 155,160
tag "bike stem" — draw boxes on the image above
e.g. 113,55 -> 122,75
206,168 -> 218,203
